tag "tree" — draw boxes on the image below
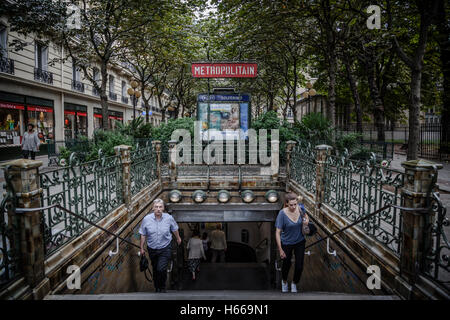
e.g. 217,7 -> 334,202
1,0 -> 166,129
388,0 -> 440,159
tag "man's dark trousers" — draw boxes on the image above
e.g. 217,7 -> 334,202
148,244 -> 172,291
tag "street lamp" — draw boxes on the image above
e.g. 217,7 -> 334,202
302,82 -> 316,115
127,80 -> 141,119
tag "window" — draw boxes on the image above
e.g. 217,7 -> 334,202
93,67 -> 100,84
72,59 -> 80,82
109,75 -> 114,93
121,81 -> 126,97
35,42 -> 48,71
0,25 -> 7,58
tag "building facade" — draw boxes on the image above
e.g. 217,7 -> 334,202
0,17 -> 169,148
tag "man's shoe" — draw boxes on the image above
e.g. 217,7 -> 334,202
291,283 -> 297,293
281,281 -> 289,293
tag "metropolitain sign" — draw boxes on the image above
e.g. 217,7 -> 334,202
192,63 -> 257,78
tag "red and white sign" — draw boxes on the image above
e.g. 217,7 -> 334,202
28,105 -> 53,113
0,102 -> 25,110
192,63 -> 257,78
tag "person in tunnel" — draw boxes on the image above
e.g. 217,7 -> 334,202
210,223 -> 227,263
139,198 -> 182,293
275,192 -> 309,293
187,229 -> 206,280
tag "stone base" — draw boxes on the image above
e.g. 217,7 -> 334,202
32,277 -> 51,300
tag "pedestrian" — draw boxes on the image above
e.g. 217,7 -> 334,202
139,198 -> 182,293
187,230 -> 206,280
275,192 -> 309,293
201,232 -> 209,261
22,123 -> 40,160
209,223 -> 227,263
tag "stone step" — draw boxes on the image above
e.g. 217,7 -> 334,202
45,290 -> 400,300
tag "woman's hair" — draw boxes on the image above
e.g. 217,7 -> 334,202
202,232 -> 208,240
285,192 -> 298,204
192,230 -> 200,237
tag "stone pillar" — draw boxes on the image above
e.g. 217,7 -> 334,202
315,145 -> 332,208
152,140 -> 161,181
114,145 -> 132,214
399,159 -> 442,285
1,159 -> 50,300
285,141 -> 297,191
168,140 -> 177,186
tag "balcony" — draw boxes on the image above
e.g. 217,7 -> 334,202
0,57 -> 14,75
121,96 -> 128,104
109,91 -> 117,101
34,68 -> 53,84
71,80 -> 85,93
93,87 -> 100,96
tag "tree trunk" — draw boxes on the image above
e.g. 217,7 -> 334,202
343,55 -> 363,133
327,51 -> 337,126
366,59 -> 385,141
408,69 -> 422,160
100,62 -> 109,130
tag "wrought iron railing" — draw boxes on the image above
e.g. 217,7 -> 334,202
423,191 -> 449,291
290,140 -> 316,194
0,57 -> 14,75
323,151 -> 404,255
0,184 -> 21,288
130,142 -> 158,196
92,87 -> 100,96
34,68 -> 53,84
121,96 -> 129,104
39,151 -> 124,256
71,80 -> 85,92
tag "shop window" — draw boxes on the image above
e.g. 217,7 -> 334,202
64,105 -> 87,140
27,105 -> 54,142
0,103 -> 23,145
241,229 -> 249,244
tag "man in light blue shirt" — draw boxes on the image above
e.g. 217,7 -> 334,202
139,198 -> 181,292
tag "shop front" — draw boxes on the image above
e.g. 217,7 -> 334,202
0,91 -> 55,146
94,107 -> 123,130
64,103 -> 87,140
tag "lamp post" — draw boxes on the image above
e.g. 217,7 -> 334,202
302,82 -> 316,116
127,80 -> 141,120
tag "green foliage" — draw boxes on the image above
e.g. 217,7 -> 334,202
334,132 -> 363,154
116,117 -> 152,139
151,117 -> 195,146
88,130 -> 134,161
293,113 -> 333,145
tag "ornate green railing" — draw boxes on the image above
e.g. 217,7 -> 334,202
39,151 -> 124,256
423,191 -> 449,291
130,142 -> 158,196
0,189 -> 21,288
290,141 -> 316,194
323,152 -> 404,255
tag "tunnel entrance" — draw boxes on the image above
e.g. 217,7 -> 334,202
176,221 -> 274,291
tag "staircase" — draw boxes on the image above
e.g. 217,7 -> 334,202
179,262 -> 270,290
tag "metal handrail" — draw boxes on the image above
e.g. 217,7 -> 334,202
305,204 -> 430,250
15,204 -> 141,250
